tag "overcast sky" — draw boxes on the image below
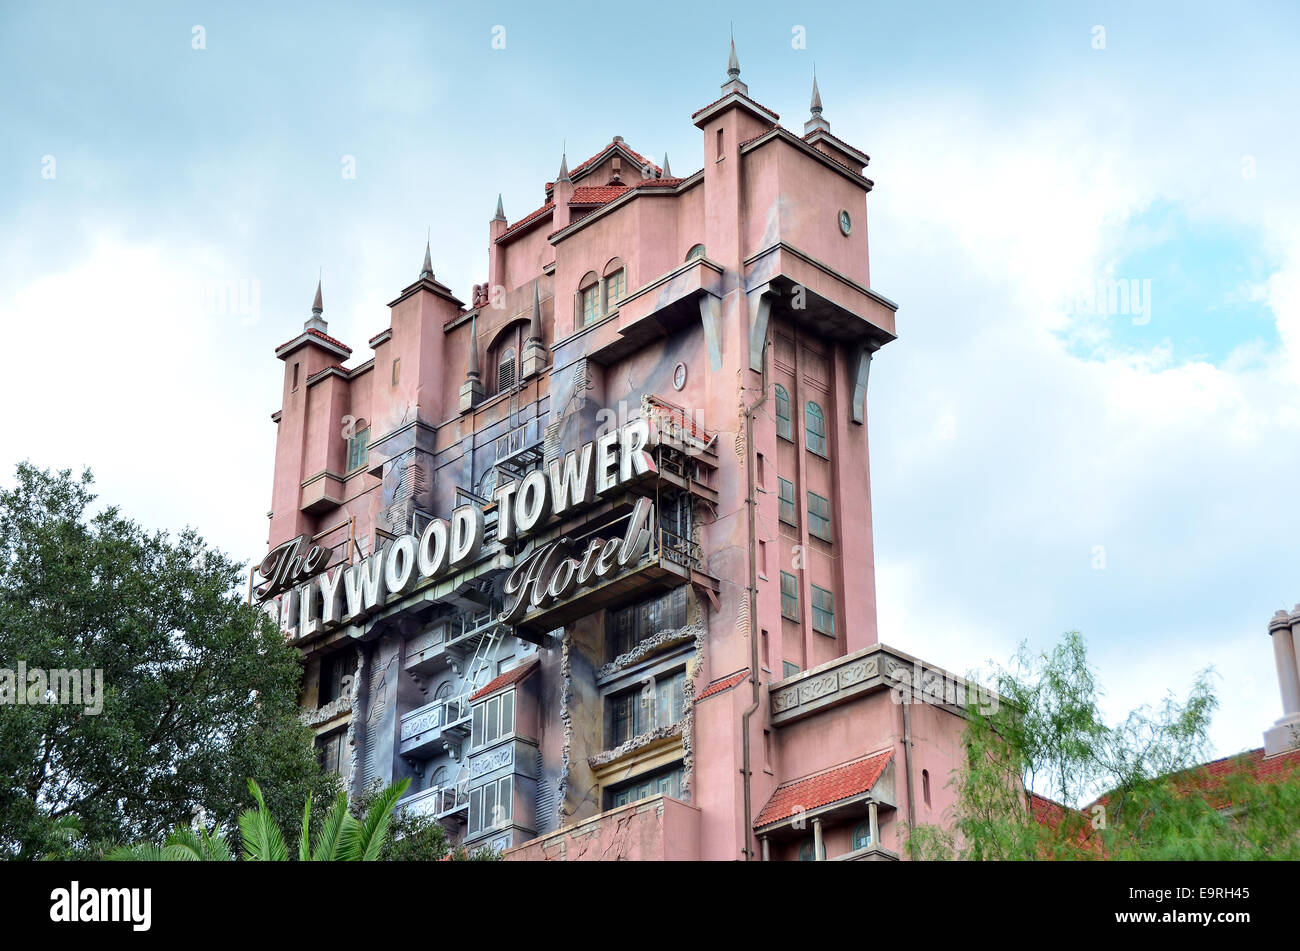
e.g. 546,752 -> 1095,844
2,0 -> 1297,762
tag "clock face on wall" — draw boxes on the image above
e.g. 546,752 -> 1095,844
673,363 -> 687,390
839,209 -> 852,236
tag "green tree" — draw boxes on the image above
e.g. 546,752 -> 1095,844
0,463 -> 334,859
907,631 -> 1300,860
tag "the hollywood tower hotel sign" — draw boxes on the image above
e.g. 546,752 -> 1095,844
255,420 -> 661,640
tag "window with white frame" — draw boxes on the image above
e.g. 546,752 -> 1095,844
469,774 -> 513,835
347,427 -> 370,472
471,690 -> 515,749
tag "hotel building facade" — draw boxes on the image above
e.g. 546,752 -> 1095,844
257,47 -> 981,861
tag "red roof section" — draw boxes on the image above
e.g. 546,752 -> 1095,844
276,327 -> 353,355
567,140 -> 662,180
691,92 -> 780,121
695,670 -> 748,702
495,202 -> 555,243
470,657 -> 539,701
804,127 -> 870,163
755,749 -> 894,827
569,184 -> 631,205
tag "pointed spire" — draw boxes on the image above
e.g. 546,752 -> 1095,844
528,280 -> 543,343
662,152 -> 672,178
493,193 -> 506,221
720,29 -> 748,95
305,273 -> 328,332
420,233 -> 434,279
557,150 -> 571,183
804,68 -> 831,135
466,314 -> 480,380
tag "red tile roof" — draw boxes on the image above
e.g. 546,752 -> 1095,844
470,656 -> 539,701
276,327 -> 353,355
305,363 -> 346,385
740,126 -> 872,183
691,91 -> 780,121
803,127 -> 870,164
695,670 -> 748,702
569,184 -> 631,205
754,748 -> 894,827
568,140 -> 662,180
496,202 -> 555,243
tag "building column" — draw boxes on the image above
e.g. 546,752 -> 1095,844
760,836 -> 770,862
812,817 -> 825,861
868,801 -> 879,850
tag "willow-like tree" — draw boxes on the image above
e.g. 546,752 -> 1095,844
0,463 -> 334,859
907,632 -> 1300,860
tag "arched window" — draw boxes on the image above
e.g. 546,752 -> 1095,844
434,681 -> 454,702
603,258 -> 626,313
488,321 -> 526,395
805,401 -> 827,457
685,244 -> 706,261
797,840 -> 815,862
853,820 -> 872,850
774,384 -> 792,441
922,769 -> 931,807
427,764 -> 448,792
578,271 -> 600,327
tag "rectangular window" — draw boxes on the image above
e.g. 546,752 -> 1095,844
469,775 -> 515,835
811,584 -> 835,636
780,571 -> 799,621
471,690 -> 516,748
603,270 -> 626,311
607,669 -> 686,747
318,651 -> 356,707
783,660 -> 801,679
347,427 -> 370,472
778,477 -> 796,526
314,728 -> 346,775
392,358 -> 400,385
807,491 -> 832,543
580,285 -> 600,326
716,128 -> 724,160
607,586 -> 688,659
608,764 -> 683,809
292,362 -> 300,390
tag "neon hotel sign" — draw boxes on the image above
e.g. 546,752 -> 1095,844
257,420 -> 660,640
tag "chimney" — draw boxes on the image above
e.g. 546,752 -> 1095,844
1264,604 -> 1300,754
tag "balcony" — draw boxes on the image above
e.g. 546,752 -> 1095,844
398,696 -> 471,758
398,783 -> 469,829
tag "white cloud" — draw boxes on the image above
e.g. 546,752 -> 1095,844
855,92 -> 1300,758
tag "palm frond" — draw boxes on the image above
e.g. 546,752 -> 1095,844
239,778 -> 289,861
299,793 -> 313,862
354,778 -> 410,862
311,793 -> 351,861
105,843 -> 168,861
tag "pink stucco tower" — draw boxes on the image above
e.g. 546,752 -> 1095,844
260,44 -> 978,861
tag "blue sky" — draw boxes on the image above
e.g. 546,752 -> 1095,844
3,0 -> 1299,764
